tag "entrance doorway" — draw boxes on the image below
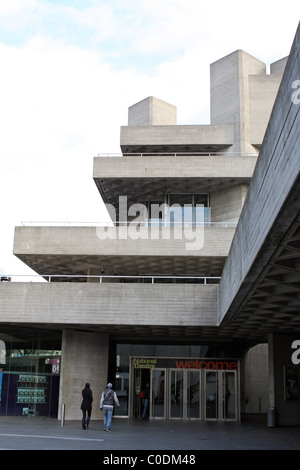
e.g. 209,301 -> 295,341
204,370 -> 237,420
130,357 -> 239,421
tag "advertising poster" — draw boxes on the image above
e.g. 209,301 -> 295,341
284,366 -> 299,401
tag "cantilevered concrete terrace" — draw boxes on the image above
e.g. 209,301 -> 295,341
13,224 -> 235,277
93,153 -> 257,209
120,124 -> 234,154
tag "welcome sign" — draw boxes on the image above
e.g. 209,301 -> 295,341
133,357 -> 238,370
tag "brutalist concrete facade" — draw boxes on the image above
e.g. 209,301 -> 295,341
1,25 -> 299,425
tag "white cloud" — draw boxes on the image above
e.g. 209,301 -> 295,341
0,0 -> 38,15
0,38 -> 129,277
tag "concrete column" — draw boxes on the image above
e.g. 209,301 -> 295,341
210,50 -> 266,154
211,184 -> 249,224
58,329 -> 109,421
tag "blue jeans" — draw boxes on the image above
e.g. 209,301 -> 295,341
142,399 -> 149,418
103,407 -> 113,430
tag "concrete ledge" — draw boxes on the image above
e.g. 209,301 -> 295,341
0,282 -> 218,327
13,225 -> 235,257
93,154 -> 257,179
120,124 -> 233,150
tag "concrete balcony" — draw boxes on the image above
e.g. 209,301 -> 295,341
93,153 -> 257,206
120,124 -> 234,153
0,282 -> 219,340
13,224 -> 236,276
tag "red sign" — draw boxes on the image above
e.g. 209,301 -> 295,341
174,359 -> 238,370
133,357 -> 238,370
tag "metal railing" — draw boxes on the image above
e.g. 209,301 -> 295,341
96,152 -> 259,158
20,220 -> 238,228
1,274 -> 221,284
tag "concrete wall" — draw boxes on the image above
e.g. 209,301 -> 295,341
244,344 -> 268,414
120,124 -> 233,150
270,57 -> 288,75
210,50 -> 265,154
211,184 -> 248,223
210,50 -> 282,153
249,74 -> 283,145
14,225 -> 235,258
58,329 -> 109,421
93,154 -> 256,179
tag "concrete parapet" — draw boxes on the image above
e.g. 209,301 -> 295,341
13,224 -> 235,259
0,282 -> 218,327
120,124 -> 233,153
93,153 -> 256,179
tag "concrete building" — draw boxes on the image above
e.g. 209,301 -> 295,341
0,25 -> 299,426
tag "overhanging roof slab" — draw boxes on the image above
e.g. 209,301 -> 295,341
120,124 -> 234,153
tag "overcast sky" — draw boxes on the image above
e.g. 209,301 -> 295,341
0,0 -> 299,278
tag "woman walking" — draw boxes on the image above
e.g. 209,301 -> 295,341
81,382 -> 93,429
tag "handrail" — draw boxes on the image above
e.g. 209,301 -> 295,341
20,221 -> 238,227
1,274 -> 221,284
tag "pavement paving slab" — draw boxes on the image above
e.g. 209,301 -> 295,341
0,415 -> 299,463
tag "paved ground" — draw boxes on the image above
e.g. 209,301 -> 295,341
0,415 -> 300,454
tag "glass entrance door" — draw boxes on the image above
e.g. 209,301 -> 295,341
170,369 -> 184,418
168,370 -> 202,419
221,371 -> 237,420
204,370 -> 238,421
188,371 -> 201,419
205,371 -> 218,419
150,369 -> 166,419
131,359 -> 239,421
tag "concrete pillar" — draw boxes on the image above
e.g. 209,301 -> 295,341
244,343 -> 268,414
58,329 -> 109,421
211,184 -> 249,224
267,334 -> 276,426
268,333 -> 276,409
210,50 -> 266,154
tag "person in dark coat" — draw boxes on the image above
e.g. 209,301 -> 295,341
81,382 -> 93,429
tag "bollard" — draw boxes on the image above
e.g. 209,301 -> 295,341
267,407 -> 276,427
61,403 -> 65,426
